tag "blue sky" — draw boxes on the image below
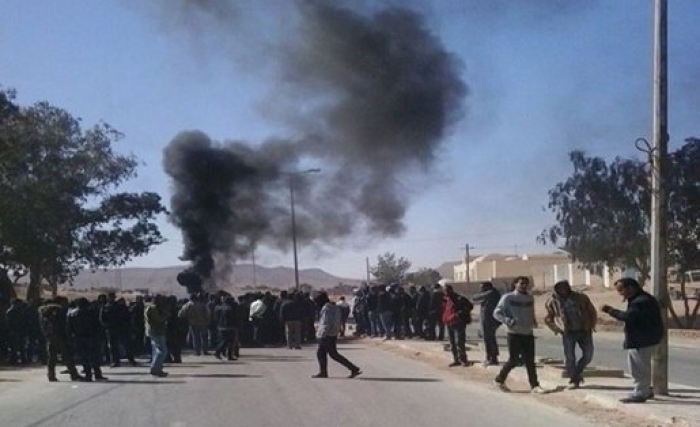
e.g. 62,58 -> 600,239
1,1 -> 699,279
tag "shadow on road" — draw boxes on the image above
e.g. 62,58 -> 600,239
168,373 -> 263,379
242,355 -> 309,362
0,378 -> 21,382
357,377 -> 441,383
95,379 -> 187,384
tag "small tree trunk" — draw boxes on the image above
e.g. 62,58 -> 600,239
688,299 -> 700,330
668,302 -> 683,329
25,269 -> 42,304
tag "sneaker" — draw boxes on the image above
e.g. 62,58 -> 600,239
494,380 -> 510,392
94,376 -> 109,382
620,395 -> 646,404
531,386 -> 546,394
348,369 -> 362,379
150,371 -> 168,378
448,362 -> 461,367
311,373 -> 328,379
48,377 -> 58,382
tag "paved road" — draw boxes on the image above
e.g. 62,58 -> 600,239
0,344 -> 599,427
469,323 -> 700,386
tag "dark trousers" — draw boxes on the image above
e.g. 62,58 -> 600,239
496,333 -> 539,388
74,338 -> 103,380
413,314 -> 425,338
482,322 -> 500,363
447,322 -> 468,363
47,339 -> 79,379
216,329 -> 239,359
108,329 -> 135,365
425,313 -> 444,340
316,336 -> 358,375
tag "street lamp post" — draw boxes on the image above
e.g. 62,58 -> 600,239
287,168 -> 320,290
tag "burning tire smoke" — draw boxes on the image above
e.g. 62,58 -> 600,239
160,1 -> 468,287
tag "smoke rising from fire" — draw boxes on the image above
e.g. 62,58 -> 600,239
161,1 -> 468,281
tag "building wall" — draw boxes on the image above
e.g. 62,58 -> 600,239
452,253 -> 620,289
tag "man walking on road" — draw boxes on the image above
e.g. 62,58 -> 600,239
311,292 -> 362,379
544,280 -> 597,389
493,276 -> 545,394
601,278 -> 663,404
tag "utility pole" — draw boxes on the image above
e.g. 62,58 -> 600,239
465,244 -> 471,284
366,257 -> 371,285
651,0 -> 669,396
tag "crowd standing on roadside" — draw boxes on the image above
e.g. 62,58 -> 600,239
0,275 -> 668,404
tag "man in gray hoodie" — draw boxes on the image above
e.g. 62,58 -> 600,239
493,276 -> 544,393
311,292 -> 362,379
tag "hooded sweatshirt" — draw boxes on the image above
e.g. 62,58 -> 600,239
493,290 -> 536,336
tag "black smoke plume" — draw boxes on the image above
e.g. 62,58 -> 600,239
162,1 -> 468,283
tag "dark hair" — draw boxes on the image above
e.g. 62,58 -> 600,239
615,277 -> 642,290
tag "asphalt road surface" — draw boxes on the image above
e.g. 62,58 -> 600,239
0,344 -> 599,427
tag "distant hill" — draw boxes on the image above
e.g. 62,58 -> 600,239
68,264 -> 364,293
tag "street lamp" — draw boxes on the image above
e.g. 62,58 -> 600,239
285,168 -> 321,290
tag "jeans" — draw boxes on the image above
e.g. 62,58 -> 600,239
562,331 -> 594,383
190,325 -> 209,355
149,334 -> 168,374
496,333 -> 539,388
368,311 -> 384,336
216,329 -> 239,359
379,311 -> 394,338
447,322 -> 467,363
627,345 -> 657,398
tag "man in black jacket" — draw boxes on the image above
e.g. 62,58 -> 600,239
67,298 -> 107,382
471,282 -> 502,366
601,278 -> 663,404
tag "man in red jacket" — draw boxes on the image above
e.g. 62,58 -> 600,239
442,285 -> 474,367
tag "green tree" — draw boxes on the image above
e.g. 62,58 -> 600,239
370,252 -> 411,286
405,268 -> 441,288
0,89 -> 166,302
666,138 -> 700,327
539,151 -> 650,280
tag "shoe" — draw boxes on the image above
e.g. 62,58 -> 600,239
110,363 -> 120,368
348,369 -> 362,379
94,376 -> 109,382
462,361 -> 473,367
203,352 -> 210,356
311,373 -> 328,378
448,362 -> 461,367
227,357 -> 237,361
48,377 -> 58,382
214,353 -> 222,360
494,380 -> 510,392
531,386 -> 546,394
294,346 -> 302,350
129,360 -> 139,367
150,371 -> 169,378
620,395 -> 646,404
566,381 -> 580,390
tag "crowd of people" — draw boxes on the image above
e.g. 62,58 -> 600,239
0,275 -> 664,404
0,289 -> 330,381
351,276 -> 663,404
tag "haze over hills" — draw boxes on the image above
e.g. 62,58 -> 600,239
68,264 -> 365,294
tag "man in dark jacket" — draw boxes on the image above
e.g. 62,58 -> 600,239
67,298 -> 107,382
39,297 -> 82,382
426,284 -> 445,341
602,278 -> 663,404
280,292 -> 303,349
471,282 -> 502,366
414,286 -> 430,339
214,296 -> 240,360
100,293 -> 136,367
442,285 -> 473,367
